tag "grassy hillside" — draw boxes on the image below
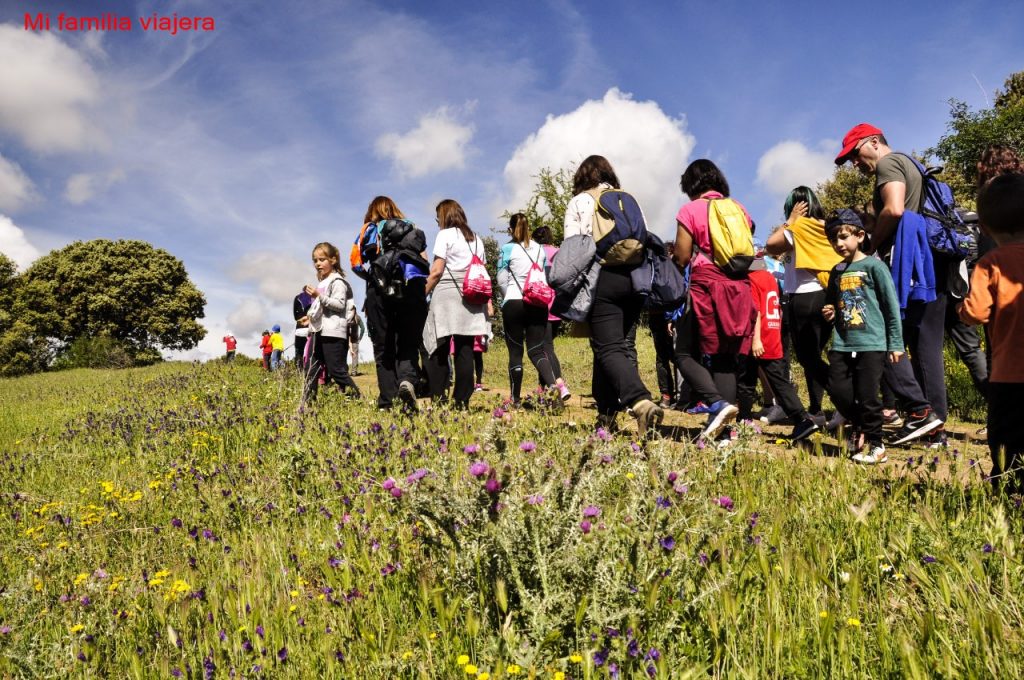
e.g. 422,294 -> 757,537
0,336 -> 1015,678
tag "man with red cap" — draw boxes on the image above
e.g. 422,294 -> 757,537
834,124 -> 946,447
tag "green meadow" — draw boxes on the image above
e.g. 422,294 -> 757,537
0,335 -> 1018,678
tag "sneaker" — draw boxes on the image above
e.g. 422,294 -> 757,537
809,412 -> 827,429
975,425 -> 987,439
659,393 -> 673,409
758,403 -> 789,425
887,408 -> 943,446
701,401 -> 739,441
882,409 -> 904,428
825,411 -> 847,432
558,383 -> 571,401
398,381 -> 418,412
852,443 -> 888,464
474,383 -> 484,392
686,401 -> 712,415
630,399 -> 665,438
924,427 -> 948,450
790,418 -> 820,442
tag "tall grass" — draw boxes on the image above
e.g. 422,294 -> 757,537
0,337 -> 1015,678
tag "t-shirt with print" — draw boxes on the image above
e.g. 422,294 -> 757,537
825,256 -> 903,353
497,240 -> 546,305
432,228 -> 486,271
749,269 -> 784,360
675,191 -> 754,269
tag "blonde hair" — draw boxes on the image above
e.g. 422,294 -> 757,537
312,242 -> 345,279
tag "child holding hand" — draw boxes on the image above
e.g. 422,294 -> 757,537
959,174 -> 1024,493
821,209 -> 904,464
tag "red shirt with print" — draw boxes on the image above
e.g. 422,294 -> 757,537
749,269 -> 783,360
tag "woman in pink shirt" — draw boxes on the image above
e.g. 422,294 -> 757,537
672,159 -> 757,443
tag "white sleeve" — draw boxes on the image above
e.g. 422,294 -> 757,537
432,230 -> 450,260
563,193 -> 594,238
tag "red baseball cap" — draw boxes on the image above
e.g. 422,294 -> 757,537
835,123 -> 883,165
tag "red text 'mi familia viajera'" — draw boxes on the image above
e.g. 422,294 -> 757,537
24,13 -> 216,35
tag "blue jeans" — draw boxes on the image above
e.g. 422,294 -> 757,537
271,349 -> 282,370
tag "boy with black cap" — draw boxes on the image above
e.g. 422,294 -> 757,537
821,209 -> 905,464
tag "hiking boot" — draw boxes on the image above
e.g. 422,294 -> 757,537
852,443 -> 888,465
882,409 -> 904,428
686,401 -> 712,415
825,411 -> 847,432
887,409 -> 943,446
790,418 -> 820,442
630,399 -> 664,438
398,381 -> 418,412
701,401 -> 739,441
758,403 -> 789,425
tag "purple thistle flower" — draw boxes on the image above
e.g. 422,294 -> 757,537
628,639 -> 640,657
922,554 -> 937,564
983,543 -> 994,553
469,461 -> 490,478
463,444 -> 480,455
171,518 -> 183,528
593,648 -> 609,666
674,483 -> 689,495
580,520 -> 592,534
219,629 -> 227,642
492,407 -> 506,419
645,648 -> 661,661
277,647 -> 288,663
660,536 -> 675,551
93,568 -> 108,579
699,552 -> 710,565
520,440 -> 536,452
582,505 -> 601,518
647,664 -> 657,677
389,487 -> 403,499
171,669 -> 182,678
202,529 -> 215,541
596,427 -> 612,441
255,625 -> 265,639
242,639 -> 254,653
484,477 -> 501,494
527,494 -> 544,505
667,471 -> 678,483
328,556 -> 342,568
406,468 -> 428,484
382,478 -> 396,490
655,496 -> 671,509
717,495 -> 734,511
0,626 -> 11,635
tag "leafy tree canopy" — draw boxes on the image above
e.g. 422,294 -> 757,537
13,239 -> 206,356
501,166 -> 575,245
816,165 -> 874,215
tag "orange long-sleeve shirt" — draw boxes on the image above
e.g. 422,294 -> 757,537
960,243 -> 1024,383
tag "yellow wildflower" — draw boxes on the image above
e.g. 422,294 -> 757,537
289,590 -> 299,598
289,605 -> 297,613
457,654 -> 470,666
569,653 -> 583,663
625,472 -> 635,479
554,672 -> 566,680
69,624 -> 84,633
506,665 -> 521,676
73,573 -> 89,587
148,480 -> 162,490
464,664 -> 478,675
148,578 -> 165,587
34,579 -> 43,592
153,570 -> 171,579
819,611 -> 828,619
402,651 -> 414,661
847,617 -> 861,627
478,673 -> 490,680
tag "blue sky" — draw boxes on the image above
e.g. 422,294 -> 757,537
1,0 -> 1022,360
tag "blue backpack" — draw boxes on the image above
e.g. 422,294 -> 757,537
899,154 -> 978,261
585,188 -> 648,266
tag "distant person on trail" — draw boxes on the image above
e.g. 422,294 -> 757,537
348,310 -> 365,376
672,159 -> 756,445
821,209 -> 904,465
422,198 -> 491,410
765,186 -> 841,426
959,173 -> 1024,494
294,290 -> 313,369
303,242 -> 361,402
222,332 -> 237,362
353,196 -> 429,411
564,154 -> 663,437
270,325 -> 285,369
531,225 -> 569,399
834,123 -> 944,447
497,213 -> 567,406
259,330 -> 272,370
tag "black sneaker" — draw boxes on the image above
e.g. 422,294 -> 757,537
924,427 -> 948,450
790,418 -> 820,442
887,409 -> 943,446
758,404 -> 789,425
398,381 -> 419,412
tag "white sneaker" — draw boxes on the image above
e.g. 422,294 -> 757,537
852,444 -> 887,465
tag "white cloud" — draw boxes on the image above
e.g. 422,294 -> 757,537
0,153 -> 37,212
0,25 -> 102,153
755,140 -> 838,197
499,88 -> 696,238
0,214 -> 42,270
64,169 -> 126,204
230,251 -> 311,305
376,107 -> 474,179
226,297 -> 270,339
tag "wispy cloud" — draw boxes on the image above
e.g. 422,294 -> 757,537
0,153 -> 37,212
755,140 -> 838,198
64,169 -> 126,205
376,107 -> 475,179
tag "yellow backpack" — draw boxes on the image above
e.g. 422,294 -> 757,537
706,197 -> 754,276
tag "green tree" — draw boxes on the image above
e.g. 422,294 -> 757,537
12,239 -> 206,366
928,70 -> 1024,204
815,165 -> 874,214
501,166 -> 575,244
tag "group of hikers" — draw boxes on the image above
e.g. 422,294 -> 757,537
262,124 -> 1024,492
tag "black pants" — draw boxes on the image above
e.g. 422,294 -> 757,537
945,299 -> 989,397
828,350 -> 884,443
426,335 -> 475,408
295,335 -> 308,368
788,290 -> 831,414
304,333 -> 360,400
474,351 -> 484,384
503,300 -> 556,402
364,283 -> 429,408
739,356 -> 808,422
649,309 -> 676,399
543,320 -> 563,380
588,267 -> 650,415
672,305 -> 737,406
903,294 -> 949,420
989,382 -> 1024,494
